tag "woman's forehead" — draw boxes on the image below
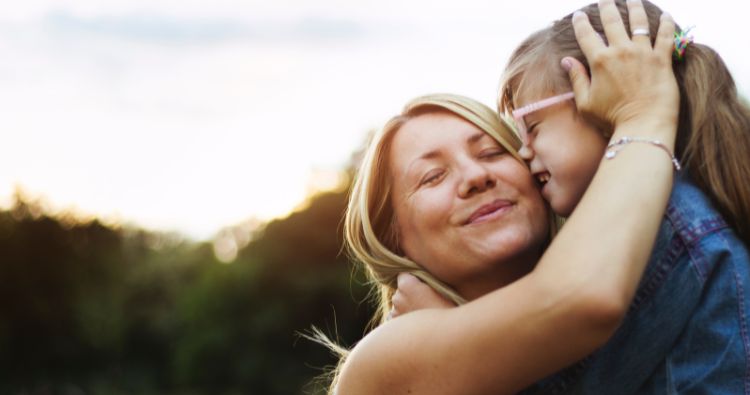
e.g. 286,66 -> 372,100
390,115 -> 489,165
396,113 -> 487,149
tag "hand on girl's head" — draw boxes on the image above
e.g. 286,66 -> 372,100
505,0 -> 681,219
563,0 -> 679,130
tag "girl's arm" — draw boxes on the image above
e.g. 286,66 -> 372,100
337,1 -> 679,394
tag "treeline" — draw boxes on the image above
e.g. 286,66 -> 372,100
0,187 -> 373,394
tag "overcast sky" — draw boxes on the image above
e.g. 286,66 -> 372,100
1,0 -> 746,239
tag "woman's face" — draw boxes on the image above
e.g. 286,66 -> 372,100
517,100 -> 608,217
389,111 -> 549,300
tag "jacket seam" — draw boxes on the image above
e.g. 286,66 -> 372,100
731,257 -> 750,395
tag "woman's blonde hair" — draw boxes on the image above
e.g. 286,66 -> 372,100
311,93 -> 558,393
499,0 -> 750,247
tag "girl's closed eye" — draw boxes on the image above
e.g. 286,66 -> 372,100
526,121 -> 540,136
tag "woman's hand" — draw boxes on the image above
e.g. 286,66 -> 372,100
389,273 -> 455,319
565,0 -> 679,137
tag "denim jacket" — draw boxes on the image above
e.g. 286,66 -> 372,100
521,176 -> 750,394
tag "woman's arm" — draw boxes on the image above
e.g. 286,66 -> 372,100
337,1 -> 679,394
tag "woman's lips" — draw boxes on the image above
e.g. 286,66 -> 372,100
465,199 -> 512,225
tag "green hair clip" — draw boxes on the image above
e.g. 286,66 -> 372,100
674,26 -> 694,61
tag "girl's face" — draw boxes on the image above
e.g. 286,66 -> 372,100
389,112 -> 548,300
517,99 -> 608,217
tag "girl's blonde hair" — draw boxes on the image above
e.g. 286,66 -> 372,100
499,0 -> 750,247
317,93 -> 556,393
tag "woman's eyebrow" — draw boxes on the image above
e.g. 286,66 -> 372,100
413,149 -> 442,163
406,131 -> 490,173
467,131 -> 488,144
404,149 -> 442,180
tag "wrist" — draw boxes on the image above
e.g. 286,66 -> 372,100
610,116 -> 678,148
605,136 -> 682,171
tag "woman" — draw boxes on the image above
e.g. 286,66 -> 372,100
325,1 -> 681,394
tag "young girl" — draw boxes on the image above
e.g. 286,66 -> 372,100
498,1 -> 750,393
396,0 -> 750,393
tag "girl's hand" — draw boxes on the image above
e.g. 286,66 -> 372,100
389,273 -> 455,319
565,0 -> 679,136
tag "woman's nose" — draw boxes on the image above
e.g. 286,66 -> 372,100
458,162 -> 496,198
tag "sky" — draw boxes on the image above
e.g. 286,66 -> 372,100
1,0 -> 747,240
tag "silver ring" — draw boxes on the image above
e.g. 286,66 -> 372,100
632,28 -> 650,37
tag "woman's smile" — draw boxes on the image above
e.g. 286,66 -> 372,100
464,199 -> 513,225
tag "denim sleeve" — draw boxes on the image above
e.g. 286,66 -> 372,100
520,178 -> 750,395
637,228 -> 750,394
564,225 -> 707,395
521,215 -> 703,395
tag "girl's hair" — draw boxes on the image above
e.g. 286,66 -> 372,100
316,93 -> 555,393
499,0 -> 750,247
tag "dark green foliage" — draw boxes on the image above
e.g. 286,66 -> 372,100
0,189 -> 373,395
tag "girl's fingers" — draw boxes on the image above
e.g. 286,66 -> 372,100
626,0 -> 652,45
397,272 -> 420,289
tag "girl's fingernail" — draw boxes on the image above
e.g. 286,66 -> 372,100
573,10 -> 586,19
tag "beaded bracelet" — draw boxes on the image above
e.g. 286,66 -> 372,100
605,136 -> 682,171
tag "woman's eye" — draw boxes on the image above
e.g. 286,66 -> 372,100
419,170 -> 444,186
480,148 -> 506,158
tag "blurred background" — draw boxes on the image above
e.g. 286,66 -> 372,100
1,0 -> 747,394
